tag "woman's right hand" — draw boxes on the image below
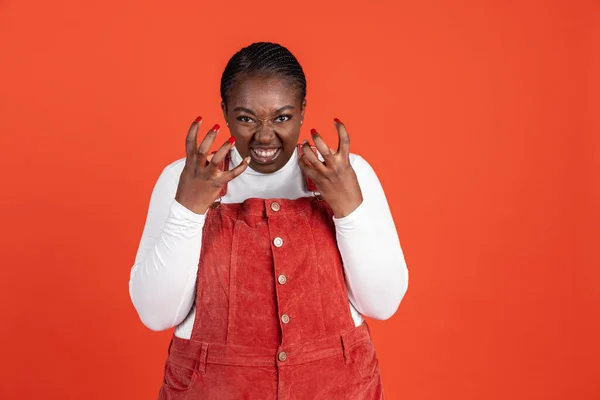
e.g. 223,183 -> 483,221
175,117 -> 250,215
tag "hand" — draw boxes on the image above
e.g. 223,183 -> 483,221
175,117 -> 250,215
298,119 -> 363,218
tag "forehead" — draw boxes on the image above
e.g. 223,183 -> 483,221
227,74 -> 301,111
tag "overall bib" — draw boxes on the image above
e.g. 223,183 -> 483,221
158,146 -> 383,399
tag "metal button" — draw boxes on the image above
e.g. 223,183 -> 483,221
278,351 -> 287,362
277,274 -> 287,285
271,202 -> 281,212
281,314 -> 290,324
273,237 -> 283,247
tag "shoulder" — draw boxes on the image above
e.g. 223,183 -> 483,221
162,158 -> 186,176
349,153 -> 375,174
153,158 -> 186,186
348,153 -> 385,190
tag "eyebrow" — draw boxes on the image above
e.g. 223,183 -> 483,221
233,105 -> 295,115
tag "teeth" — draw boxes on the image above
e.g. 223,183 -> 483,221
254,149 -> 278,157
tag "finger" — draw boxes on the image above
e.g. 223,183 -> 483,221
298,153 -> 320,181
196,124 -> 221,166
185,116 -> 203,166
334,118 -> 350,158
222,156 -> 251,182
208,136 -> 236,171
310,129 -> 333,162
301,140 -> 328,174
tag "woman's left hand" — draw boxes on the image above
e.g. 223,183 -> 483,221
298,119 -> 363,218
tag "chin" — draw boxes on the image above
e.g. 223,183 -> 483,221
251,161 -> 281,174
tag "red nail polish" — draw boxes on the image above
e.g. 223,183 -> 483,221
310,128 -> 317,136
195,116 -> 203,122
334,118 -> 341,123
227,136 -> 235,145
212,124 -> 220,132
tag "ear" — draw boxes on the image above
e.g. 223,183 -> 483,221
300,98 -> 307,119
221,102 -> 228,123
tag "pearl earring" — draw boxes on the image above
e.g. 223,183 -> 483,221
300,120 -> 303,125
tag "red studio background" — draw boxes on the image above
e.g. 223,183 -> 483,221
0,1 -> 598,399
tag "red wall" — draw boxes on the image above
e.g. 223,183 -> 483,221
0,1 -> 597,398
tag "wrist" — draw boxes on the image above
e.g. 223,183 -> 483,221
330,196 -> 363,218
171,199 -> 208,222
332,199 -> 367,227
174,196 -> 212,216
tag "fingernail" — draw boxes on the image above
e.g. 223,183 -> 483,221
212,124 -> 220,132
302,139 -> 309,145
227,136 -> 235,145
195,116 -> 203,122
245,156 -> 251,164
334,118 -> 341,123
310,129 -> 317,136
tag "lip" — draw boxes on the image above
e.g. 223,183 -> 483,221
249,146 -> 282,165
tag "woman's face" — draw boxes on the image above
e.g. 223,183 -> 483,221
222,74 -> 306,174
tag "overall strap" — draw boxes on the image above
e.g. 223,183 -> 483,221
212,144 -> 319,198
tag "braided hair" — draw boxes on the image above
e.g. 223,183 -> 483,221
220,42 -> 306,105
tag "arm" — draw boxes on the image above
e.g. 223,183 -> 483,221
128,161 -> 205,331
334,155 -> 409,320
130,118 -> 248,331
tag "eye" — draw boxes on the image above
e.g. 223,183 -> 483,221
236,116 -> 254,123
274,114 -> 292,123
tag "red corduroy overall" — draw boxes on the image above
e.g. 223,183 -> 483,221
158,146 -> 383,399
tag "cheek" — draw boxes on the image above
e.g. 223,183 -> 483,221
280,123 -> 301,141
230,126 -> 254,143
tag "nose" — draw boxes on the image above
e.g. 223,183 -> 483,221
253,124 -> 277,144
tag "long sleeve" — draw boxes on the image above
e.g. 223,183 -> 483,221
129,152 -> 408,334
129,161 -> 205,331
334,155 -> 409,320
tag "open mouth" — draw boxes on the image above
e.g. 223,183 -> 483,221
250,147 -> 282,164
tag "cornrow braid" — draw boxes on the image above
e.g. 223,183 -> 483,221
220,42 -> 306,105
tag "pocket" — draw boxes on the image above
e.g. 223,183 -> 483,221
349,340 -> 380,380
162,360 -> 196,392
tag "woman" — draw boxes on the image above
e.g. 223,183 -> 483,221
130,42 -> 408,399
